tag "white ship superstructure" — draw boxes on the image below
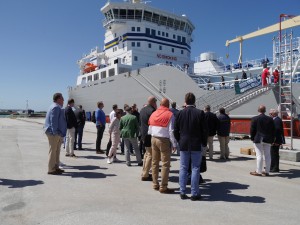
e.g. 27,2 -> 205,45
76,0 -> 194,87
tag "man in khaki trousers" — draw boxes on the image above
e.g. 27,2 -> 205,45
44,93 -> 67,175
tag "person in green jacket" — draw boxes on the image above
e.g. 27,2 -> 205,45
120,106 -> 143,166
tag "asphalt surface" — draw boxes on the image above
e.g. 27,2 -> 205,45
0,118 -> 299,225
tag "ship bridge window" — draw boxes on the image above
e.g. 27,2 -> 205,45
182,37 -> 186,44
143,11 -> 152,22
120,9 -> 126,19
109,68 -> 115,77
174,20 -> 180,30
159,16 -> 167,26
87,75 -> 92,82
131,27 -> 135,32
135,10 -> 142,20
167,18 -> 174,27
113,9 -> 119,19
101,71 -> 106,79
128,10 -> 134,19
180,21 -> 186,30
94,73 -> 99,81
153,13 -> 159,23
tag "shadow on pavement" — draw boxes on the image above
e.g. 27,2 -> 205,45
61,172 -> 116,179
78,155 -> 105,160
63,165 -> 103,170
0,179 -> 44,188
201,181 -> 265,203
274,169 -> 300,179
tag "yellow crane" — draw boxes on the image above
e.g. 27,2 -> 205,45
225,15 -> 300,63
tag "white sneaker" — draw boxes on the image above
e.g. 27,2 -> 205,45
107,158 -> 112,164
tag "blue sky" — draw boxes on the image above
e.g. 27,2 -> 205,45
0,0 -> 299,111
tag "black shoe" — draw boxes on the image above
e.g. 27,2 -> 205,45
70,154 -> 77,157
159,188 -> 175,194
141,176 -> 152,181
180,194 -> 188,200
65,153 -> 70,157
48,170 -> 62,175
270,169 -> 279,173
56,168 -> 65,173
191,195 -> 202,201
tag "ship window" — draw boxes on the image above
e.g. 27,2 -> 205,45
181,50 -> 184,54
131,42 -> 135,47
137,42 -> 141,47
166,33 -> 169,38
134,56 -> 138,61
109,68 -> 115,77
143,11 -> 152,22
128,10 -> 134,19
162,32 -> 165,36
172,48 -> 174,53
158,31 -> 161,35
151,29 -> 156,36
81,77 -> 86,84
120,9 -> 126,19
101,71 -> 106,79
160,15 -> 167,26
113,9 -> 119,19
135,10 -> 142,20
153,13 -> 159,23
87,75 -> 92,82
148,43 -> 151,48
177,35 -> 181,42
137,27 -> 140,32
114,33 -> 117,38
131,27 -> 135,32
94,73 -> 99,81
173,34 -> 176,39
159,45 -> 162,50
167,18 -> 174,27
146,28 -> 150,36
182,37 -> 186,44
180,21 -> 186,30
174,20 -> 180,29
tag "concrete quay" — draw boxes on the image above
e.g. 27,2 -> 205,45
0,117 -> 300,225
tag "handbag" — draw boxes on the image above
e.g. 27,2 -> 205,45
200,156 -> 207,173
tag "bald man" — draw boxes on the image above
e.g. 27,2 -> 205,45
250,105 -> 275,176
148,98 -> 177,193
140,96 -> 157,181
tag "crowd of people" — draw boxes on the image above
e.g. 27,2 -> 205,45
44,92 -> 285,201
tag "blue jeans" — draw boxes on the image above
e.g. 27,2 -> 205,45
75,125 -> 84,149
179,151 -> 202,196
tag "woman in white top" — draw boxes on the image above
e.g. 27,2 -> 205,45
107,109 -> 122,164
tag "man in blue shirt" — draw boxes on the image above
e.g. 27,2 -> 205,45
96,101 -> 106,154
44,93 -> 67,175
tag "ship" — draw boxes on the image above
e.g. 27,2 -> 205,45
68,0 -> 300,122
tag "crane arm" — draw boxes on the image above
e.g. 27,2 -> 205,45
226,15 -> 300,47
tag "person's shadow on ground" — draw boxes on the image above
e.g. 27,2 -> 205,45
201,181 -> 265,203
274,169 -> 300,179
0,179 -> 44,188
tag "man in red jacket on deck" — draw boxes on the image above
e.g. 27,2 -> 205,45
148,98 -> 177,194
261,67 -> 270,87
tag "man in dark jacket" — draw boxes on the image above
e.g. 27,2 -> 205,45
140,96 -> 157,181
204,105 -> 219,159
74,105 -> 86,150
174,92 -> 207,201
250,105 -> 275,176
269,109 -> 285,172
217,108 -> 231,160
65,99 -> 78,157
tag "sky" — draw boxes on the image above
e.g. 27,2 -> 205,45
0,0 -> 299,111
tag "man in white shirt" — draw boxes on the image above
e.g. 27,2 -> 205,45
109,104 -> 118,123
148,98 -> 176,194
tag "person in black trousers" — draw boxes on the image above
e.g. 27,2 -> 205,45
269,109 -> 285,172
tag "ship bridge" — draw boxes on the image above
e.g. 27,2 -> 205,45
101,0 -> 194,35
